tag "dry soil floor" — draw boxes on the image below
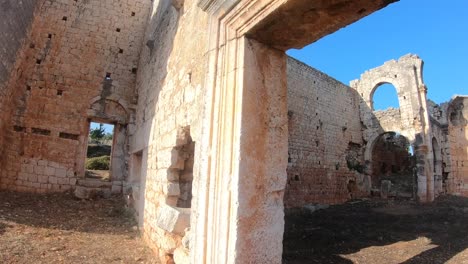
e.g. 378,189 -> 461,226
283,196 -> 468,263
0,191 -> 157,264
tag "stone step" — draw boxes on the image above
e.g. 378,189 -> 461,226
74,185 -> 111,199
77,178 -> 112,188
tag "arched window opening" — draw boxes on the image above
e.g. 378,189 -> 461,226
372,83 -> 399,111
370,132 -> 415,198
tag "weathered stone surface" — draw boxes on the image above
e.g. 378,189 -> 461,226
1,0 -> 467,263
155,204 -> 190,236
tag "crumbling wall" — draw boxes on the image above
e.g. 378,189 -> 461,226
0,0 -> 150,192
430,119 -> 450,196
128,0 -> 209,262
286,58 -> 368,207
447,96 -> 468,195
0,0 -> 39,172
351,54 -> 436,201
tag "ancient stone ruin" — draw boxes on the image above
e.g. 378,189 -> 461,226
1,0 -> 467,263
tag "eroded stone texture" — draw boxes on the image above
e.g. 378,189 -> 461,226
247,0 -> 397,50
350,54 -> 436,202
447,96 -> 468,195
128,0 -> 209,262
0,0 -> 39,175
2,0 -> 468,263
0,0 -> 151,193
286,58 -> 368,206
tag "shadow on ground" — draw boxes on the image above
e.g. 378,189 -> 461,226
0,191 -> 134,234
283,196 -> 468,264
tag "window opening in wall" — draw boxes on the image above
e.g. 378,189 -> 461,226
85,122 -> 115,181
370,132 -> 415,198
372,83 -> 399,111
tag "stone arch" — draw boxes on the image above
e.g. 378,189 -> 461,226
369,81 -> 401,111
87,97 -> 129,124
364,130 -> 414,179
364,130 -> 414,169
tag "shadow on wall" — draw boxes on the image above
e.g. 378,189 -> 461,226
125,0 -> 181,223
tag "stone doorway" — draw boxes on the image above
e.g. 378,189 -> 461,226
85,121 -> 115,181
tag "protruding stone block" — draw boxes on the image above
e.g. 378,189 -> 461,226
163,182 -> 180,196
155,204 -> 190,236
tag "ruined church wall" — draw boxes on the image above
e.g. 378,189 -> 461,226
0,0 -> 39,170
286,58 -> 368,207
431,120 -> 450,195
447,97 -> 468,196
128,0 -> 209,262
0,0 -> 150,192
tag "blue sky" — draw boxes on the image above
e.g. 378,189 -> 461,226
287,0 -> 468,110
90,122 -> 114,134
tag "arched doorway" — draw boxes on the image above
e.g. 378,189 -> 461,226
370,132 -> 416,198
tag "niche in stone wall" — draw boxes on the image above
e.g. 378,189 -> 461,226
165,126 -> 195,209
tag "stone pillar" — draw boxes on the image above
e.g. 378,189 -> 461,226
193,33 -> 288,264
416,85 -> 435,202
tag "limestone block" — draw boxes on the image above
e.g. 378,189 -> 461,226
74,186 -> 89,199
157,169 -> 179,181
45,166 -> 55,176
48,176 -> 58,184
157,149 -> 185,169
163,182 -> 180,196
55,168 -> 67,178
38,175 -> 49,184
155,204 -> 190,236
34,166 -> 45,175
173,247 -> 189,264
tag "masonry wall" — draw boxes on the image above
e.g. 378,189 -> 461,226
285,58 -> 368,207
0,0 -> 150,192
447,97 -> 468,195
0,0 -> 39,170
431,120 -> 450,195
128,0 -> 209,262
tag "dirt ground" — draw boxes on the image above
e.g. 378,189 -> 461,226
283,196 -> 468,264
0,191 -> 157,264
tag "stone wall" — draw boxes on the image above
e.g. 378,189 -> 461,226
0,0 -> 39,172
447,96 -> 468,195
0,0 -> 151,192
286,58 -> 368,207
430,120 -> 450,196
351,54 -> 436,201
128,0 -> 209,262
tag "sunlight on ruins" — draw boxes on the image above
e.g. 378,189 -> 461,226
340,237 -> 438,263
1,0 -> 467,263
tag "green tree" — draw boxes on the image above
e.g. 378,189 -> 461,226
90,124 -> 105,140
103,132 -> 113,141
